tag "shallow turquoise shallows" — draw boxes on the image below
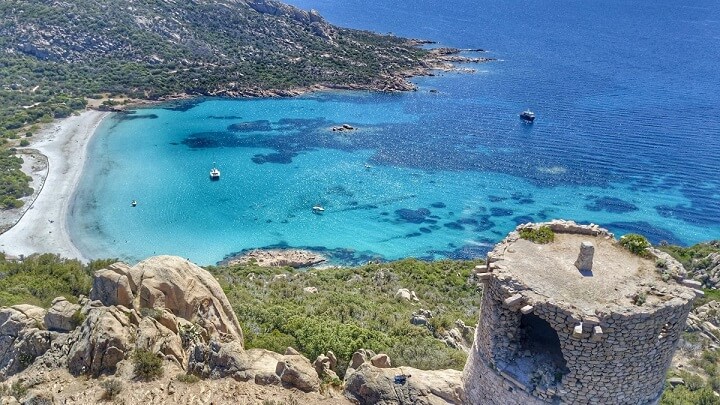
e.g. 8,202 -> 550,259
70,0 -> 720,265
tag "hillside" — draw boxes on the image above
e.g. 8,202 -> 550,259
0,0 -> 440,207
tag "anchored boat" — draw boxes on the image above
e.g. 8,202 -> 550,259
210,163 -> 220,180
520,110 -> 535,123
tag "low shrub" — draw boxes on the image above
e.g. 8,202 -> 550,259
620,234 -> 651,257
518,226 -> 555,244
100,379 -> 123,400
176,373 -> 200,384
133,350 -> 163,381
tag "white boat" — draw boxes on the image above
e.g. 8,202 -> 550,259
131,200 -> 137,207
210,163 -> 220,180
312,205 -> 325,213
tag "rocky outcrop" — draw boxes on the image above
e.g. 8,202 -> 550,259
277,353 -> 321,392
313,351 -> 339,380
90,256 -> 243,342
0,305 -> 56,379
0,256 -> 246,382
44,297 -> 81,332
67,305 -> 134,377
220,249 -> 327,268
344,352 -> 464,405
394,288 -> 419,302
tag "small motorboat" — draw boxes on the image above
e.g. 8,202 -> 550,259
210,163 -> 220,180
520,110 -> 535,123
131,200 -> 137,207
312,205 -> 325,214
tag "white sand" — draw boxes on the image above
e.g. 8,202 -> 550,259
0,110 -> 110,261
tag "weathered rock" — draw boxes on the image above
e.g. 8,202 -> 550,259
0,306 -> 55,379
313,353 -> 339,380
350,349 -> 376,370
67,306 -> 133,377
574,241 -> 594,272
411,315 -> 429,326
344,363 -> 464,404
97,256 -> 243,343
220,249 -> 327,268
303,286 -> 319,294
276,354 -> 321,392
90,268 -> 134,308
44,297 -> 80,332
284,347 -> 301,356
255,371 -> 280,385
395,288 -> 412,301
188,341 -> 282,382
135,317 -> 184,366
370,354 -> 391,368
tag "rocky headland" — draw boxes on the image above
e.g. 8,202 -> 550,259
219,249 -> 327,268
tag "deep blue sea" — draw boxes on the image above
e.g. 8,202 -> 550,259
70,0 -> 720,265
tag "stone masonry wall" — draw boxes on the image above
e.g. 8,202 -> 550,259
463,221 -> 697,405
465,276 -> 693,404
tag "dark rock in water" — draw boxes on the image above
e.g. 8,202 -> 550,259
419,227 -> 432,233
511,192 -> 535,205
513,215 -> 534,225
488,195 -> 507,203
430,202 -> 446,208
490,207 -> 513,217
585,196 -> 638,213
252,152 -> 297,164
394,208 -> 432,224
115,112 -> 159,121
444,222 -> 465,231
228,120 -> 272,132
405,232 -> 422,238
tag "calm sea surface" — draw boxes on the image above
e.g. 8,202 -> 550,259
70,0 -> 720,265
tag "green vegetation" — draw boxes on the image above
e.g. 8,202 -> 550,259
0,0 -> 429,205
518,226 -> 555,244
208,258 -> 481,375
100,379 -> 123,400
619,233 -> 651,257
0,150 -> 33,209
0,254 -> 114,307
176,373 -> 200,384
660,241 -> 720,276
132,350 -> 164,381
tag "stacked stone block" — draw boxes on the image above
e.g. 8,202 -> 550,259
463,220 -> 697,405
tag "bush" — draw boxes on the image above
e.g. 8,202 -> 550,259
133,350 -> 163,381
100,379 -> 123,400
176,373 -> 200,384
10,381 -> 27,399
70,310 -> 86,329
620,234 -> 651,256
518,226 -> 555,244
19,139 -> 30,147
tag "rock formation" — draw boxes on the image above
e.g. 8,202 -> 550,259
220,249 -> 327,268
344,351 -> 465,404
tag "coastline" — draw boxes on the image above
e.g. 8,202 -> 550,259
0,110 -> 110,262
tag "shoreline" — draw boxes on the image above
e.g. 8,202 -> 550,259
0,47 -> 490,263
0,110 -> 110,262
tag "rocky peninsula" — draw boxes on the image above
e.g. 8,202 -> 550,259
219,249 -> 328,268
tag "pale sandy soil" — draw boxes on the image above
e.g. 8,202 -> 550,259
0,110 -> 110,261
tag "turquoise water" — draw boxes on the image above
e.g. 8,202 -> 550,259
70,0 -> 720,265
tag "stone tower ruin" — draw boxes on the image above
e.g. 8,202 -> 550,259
463,220 -> 698,404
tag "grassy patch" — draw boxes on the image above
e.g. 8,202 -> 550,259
518,226 -> 555,244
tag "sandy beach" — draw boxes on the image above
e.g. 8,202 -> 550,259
0,110 -> 110,261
